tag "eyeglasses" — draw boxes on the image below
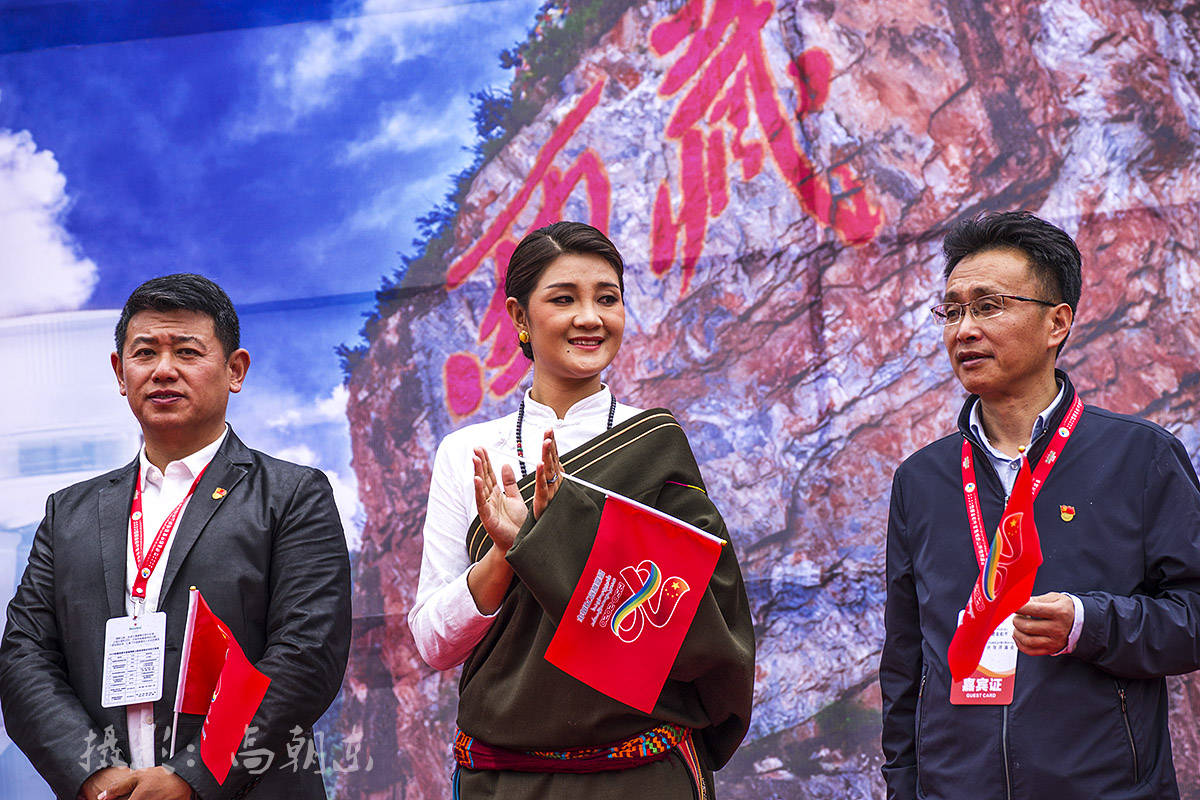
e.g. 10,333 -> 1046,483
930,294 -> 1057,326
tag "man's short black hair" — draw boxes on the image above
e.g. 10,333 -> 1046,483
115,273 -> 240,357
942,210 -> 1083,313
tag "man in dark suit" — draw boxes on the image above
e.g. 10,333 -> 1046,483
0,274 -> 352,800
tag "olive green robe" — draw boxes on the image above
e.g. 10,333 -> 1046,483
456,409 -> 755,798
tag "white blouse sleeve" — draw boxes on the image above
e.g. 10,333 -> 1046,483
407,433 -> 501,670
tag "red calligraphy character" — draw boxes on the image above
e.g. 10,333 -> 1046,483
442,80 -> 612,417
651,0 -> 881,292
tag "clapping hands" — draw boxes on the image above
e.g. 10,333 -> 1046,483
472,448 -> 526,553
472,430 -> 563,553
532,429 -> 563,519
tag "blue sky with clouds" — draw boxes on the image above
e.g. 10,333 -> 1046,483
0,0 -> 543,543
1,0 -> 540,307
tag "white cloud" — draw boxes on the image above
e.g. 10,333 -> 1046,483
254,384 -> 364,550
0,127 -> 98,316
343,93 -> 473,162
276,443 -> 320,465
267,383 -> 350,428
335,96 -> 480,233
316,383 -> 349,418
242,0 -> 473,135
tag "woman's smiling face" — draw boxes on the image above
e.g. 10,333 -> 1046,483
512,252 -> 625,386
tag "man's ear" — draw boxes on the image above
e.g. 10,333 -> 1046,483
111,352 -> 127,396
1048,303 -> 1073,351
227,348 -> 251,393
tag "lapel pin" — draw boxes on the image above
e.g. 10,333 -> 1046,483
1060,504 -> 1076,522
212,487 -> 228,500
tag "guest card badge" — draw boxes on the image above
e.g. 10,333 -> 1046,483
101,612 -> 166,707
950,611 -> 1017,705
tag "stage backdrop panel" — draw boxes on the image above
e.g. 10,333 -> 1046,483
340,1 -> 1200,799
1,2 -> 1199,799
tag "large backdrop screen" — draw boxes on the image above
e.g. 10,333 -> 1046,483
1,1 -> 1199,797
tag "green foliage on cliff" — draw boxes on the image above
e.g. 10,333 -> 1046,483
496,0 -> 635,158
338,0 -> 637,378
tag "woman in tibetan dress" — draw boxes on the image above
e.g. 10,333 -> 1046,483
409,221 -> 754,799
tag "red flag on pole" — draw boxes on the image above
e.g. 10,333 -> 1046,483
172,588 -> 271,784
544,493 -> 724,713
948,458 -> 1043,681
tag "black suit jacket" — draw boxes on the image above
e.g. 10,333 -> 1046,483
0,428 -> 351,800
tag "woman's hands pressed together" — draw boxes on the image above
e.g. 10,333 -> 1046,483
472,430 -> 565,554
468,431 -> 565,614
533,429 -> 563,520
472,446 -> 527,553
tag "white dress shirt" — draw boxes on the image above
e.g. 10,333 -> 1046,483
967,385 -> 1084,654
409,387 -> 642,671
124,427 -> 228,769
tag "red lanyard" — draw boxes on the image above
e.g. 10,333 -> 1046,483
129,465 -> 207,602
960,392 -> 1084,568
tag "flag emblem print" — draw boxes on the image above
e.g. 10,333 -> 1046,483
983,511 -> 1028,601
611,561 -> 691,643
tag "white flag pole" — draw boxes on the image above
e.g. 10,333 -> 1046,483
490,448 -> 725,546
170,586 -> 200,759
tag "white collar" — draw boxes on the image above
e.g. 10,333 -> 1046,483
521,385 -> 615,423
969,381 -> 1066,462
138,425 -> 229,489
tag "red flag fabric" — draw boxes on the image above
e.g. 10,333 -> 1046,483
544,494 -> 723,713
948,458 -> 1043,681
174,589 -> 271,784
175,590 -> 228,715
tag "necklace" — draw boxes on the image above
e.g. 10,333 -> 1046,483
516,392 -> 618,478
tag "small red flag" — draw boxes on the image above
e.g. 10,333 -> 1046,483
544,494 -> 723,713
948,458 -> 1043,681
173,589 -> 270,784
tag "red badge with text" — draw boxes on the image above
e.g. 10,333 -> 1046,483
950,612 -> 1017,705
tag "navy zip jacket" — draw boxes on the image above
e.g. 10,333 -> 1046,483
881,371 -> 1200,800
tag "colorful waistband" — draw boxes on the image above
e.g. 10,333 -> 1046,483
453,722 -> 696,776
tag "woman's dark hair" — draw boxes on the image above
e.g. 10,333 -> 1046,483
115,273 -> 240,357
505,221 -> 625,359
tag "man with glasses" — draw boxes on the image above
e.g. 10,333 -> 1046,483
880,211 -> 1200,799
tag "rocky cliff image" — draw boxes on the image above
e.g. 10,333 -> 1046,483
339,1 -> 1200,796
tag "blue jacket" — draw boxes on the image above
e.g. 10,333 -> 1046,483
881,371 -> 1200,800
